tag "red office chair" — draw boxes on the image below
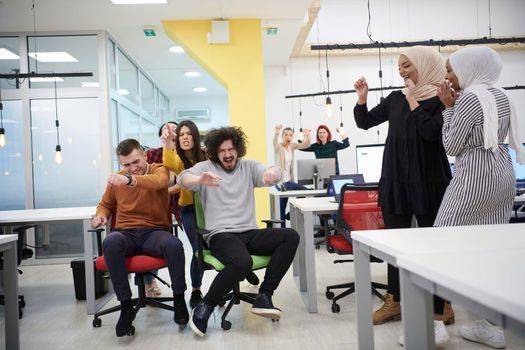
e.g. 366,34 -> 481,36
90,209 -> 177,332
325,184 -> 387,313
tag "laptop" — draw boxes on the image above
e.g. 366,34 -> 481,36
326,174 -> 365,202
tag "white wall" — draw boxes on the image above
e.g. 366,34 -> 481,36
264,0 -> 525,175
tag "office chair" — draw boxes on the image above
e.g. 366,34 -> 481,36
0,225 -> 35,319
90,211 -> 178,332
324,184 -> 387,313
193,193 -> 282,330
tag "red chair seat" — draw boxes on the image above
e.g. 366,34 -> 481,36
95,255 -> 168,273
327,235 -> 352,253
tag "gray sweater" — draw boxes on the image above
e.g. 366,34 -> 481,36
178,159 -> 282,243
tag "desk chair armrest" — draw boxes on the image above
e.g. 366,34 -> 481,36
195,228 -> 211,270
88,227 -> 106,257
12,225 -> 36,234
261,219 -> 284,228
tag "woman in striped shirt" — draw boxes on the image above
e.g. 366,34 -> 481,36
434,46 -> 525,348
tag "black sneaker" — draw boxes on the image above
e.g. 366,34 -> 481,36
251,291 -> 282,320
173,293 -> 189,326
189,301 -> 215,337
245,271 -> 260,286
116,300 -> 136,337
189,290 -> 203,309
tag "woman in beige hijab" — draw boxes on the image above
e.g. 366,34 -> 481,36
353,46 -> 453,345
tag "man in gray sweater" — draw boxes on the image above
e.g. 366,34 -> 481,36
178,126 -> 300,337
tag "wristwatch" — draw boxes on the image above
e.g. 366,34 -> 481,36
124,174 -> 133,186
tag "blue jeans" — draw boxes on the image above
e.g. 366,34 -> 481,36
181,205 -> 203,289
278,181 -> 308,227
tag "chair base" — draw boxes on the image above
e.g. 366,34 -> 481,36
325,281 -> 387,313
0,294 -> 25,319
92,272 -> 174,328
218,284 -> 258,330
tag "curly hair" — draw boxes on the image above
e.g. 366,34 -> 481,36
205,127 -> 247,164
175,120 -> 206,169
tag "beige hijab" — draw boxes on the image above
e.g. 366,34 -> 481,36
401,46 -> 446,101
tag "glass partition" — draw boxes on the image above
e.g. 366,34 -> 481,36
0,37 -> 20,90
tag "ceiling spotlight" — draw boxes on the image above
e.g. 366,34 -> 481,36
169,46 -> 185,53
184,71 -> 200,77
118,89 -> 130,96
193,87 -> 207,93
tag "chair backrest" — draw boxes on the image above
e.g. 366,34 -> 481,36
194,192 -> 205,230
336,184 -> 384,243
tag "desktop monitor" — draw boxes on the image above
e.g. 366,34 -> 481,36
327,174 -> 365,201
508,144 -> 525,186
356,144 -> 385,183
296,158 -> 336,188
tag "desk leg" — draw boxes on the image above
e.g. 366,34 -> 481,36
303,211 -> 317,313
354,241 -> 374,350
400,268 -> 434,350
4,241 -> 20,350
290,204 -> 299,277
83,218 -> 96,315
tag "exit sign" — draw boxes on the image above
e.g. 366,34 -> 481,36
143,29 -> 156,37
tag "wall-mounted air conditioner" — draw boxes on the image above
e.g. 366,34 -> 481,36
175,107 -> 211,121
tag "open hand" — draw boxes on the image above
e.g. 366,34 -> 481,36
262,167 -> 280,185
199,171 -> 222,187
437,79 -> 458,108
303,128 -> 311,137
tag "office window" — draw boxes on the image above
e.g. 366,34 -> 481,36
0,100 -> 25,210
139,72 -> 155,117
27,35 -> 99,89
142,120 -> 158,149
30,97 -> 103,208
119,105 -> 139,141
117,49 -> 138,105
0,37 -> 20,90
110,99 -> 119,171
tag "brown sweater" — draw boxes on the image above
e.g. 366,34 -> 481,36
96,163 -> 170,230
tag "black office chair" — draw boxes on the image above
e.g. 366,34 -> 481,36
0,225 -> 35,319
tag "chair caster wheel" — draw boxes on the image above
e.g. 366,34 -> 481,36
92,318 -> 102,328
325,291 -> 335,300
221,320 -> 232,330
331,303 -> 340,313
127,325 -> 135,336
20,299 -> 26,308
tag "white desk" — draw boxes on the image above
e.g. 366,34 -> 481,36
289,196 -> 338,312
0,207 -> 113,315
398,249 -> 525,349
351,223 -> 525,350
269,188 -> 327,223
0,234 -> 19,350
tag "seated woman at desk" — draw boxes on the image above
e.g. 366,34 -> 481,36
434,46 -> 525,349
299,125 -> 349,175
273,124 -> 311,224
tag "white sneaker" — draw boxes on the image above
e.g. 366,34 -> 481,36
399,320 -> 450,346
459,319 -> 506,349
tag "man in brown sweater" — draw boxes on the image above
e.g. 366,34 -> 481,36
91,138 -> 188,337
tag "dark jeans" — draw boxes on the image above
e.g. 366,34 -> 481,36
181,205 -> 204,289
381,211 -> 445,314
103,228 -> 186,301
203,228 -> 299,307
278,181 -> 308,227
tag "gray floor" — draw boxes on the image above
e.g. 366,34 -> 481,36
1,231 -> 525,350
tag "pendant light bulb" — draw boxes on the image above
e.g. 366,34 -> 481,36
0,128 -> 6,148
55,145 -> 63,164
339,122 -> 345,136
298,127 -> 304,143
325,96 -> 333,118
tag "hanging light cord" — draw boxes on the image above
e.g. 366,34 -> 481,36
366,0 -> 374,43
0,82 -> 3,129
325,50 -> 330,94
339,94 -> 343,124
378,47 -> 384,101
299,98 -> 303,129
31,0 -> 39,73
488,0 -> 492,38
54,79 -> 60,146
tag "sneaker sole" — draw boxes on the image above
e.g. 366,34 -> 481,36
460,333 -> 506,349
251,308 -> 282,320
189,309 -> 205,337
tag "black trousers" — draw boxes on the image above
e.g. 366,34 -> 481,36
381,212 -> 446,314
103,228 -> 186,301
203,228 -> 299,307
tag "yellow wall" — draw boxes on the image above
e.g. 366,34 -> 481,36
163,19 -> 270,223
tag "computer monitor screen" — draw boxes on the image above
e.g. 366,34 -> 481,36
326,174 -> 365,200
356,144 -> 384,183
296,158 -> 336,187
508,144 -> 525,183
